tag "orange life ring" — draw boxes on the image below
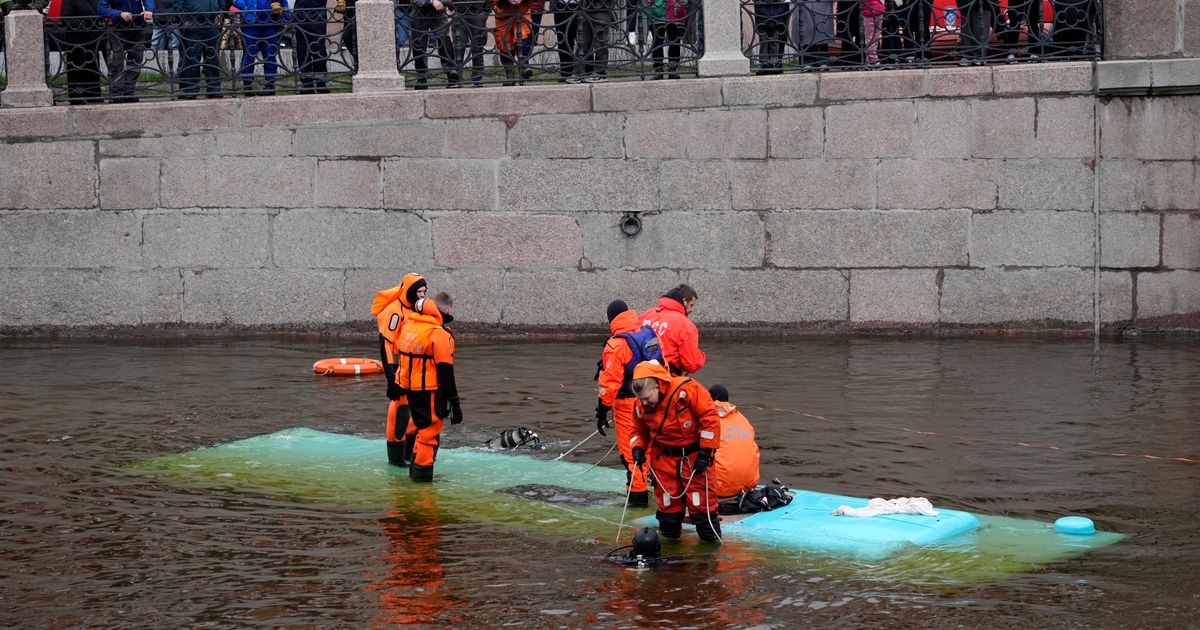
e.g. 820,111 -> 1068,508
313,358 -> 384,376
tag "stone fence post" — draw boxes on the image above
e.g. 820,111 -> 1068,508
697,0 -> 750,76
2,10 -> 53,107
351,0 -> 406,92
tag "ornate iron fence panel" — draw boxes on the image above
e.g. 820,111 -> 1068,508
394,0 -> 704,88
740,0 -> 1102,73
43,7 -> 356,104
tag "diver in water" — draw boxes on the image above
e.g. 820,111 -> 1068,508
486,427 -> 543,450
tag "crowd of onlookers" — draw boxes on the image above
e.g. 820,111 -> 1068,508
750,0 -> 1102,73
0,0 -> 1101,104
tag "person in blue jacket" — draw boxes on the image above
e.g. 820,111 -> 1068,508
98,0 -> 156,102
234,0 -> 290,95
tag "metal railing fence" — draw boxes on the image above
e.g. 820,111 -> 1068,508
741,0 -> 1102,73
43,7 -> 355,104
394,0 -> 704,87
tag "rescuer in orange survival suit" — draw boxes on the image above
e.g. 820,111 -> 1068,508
595,299 -> 663,508
371,273 -> 427,467
396,292 -> 462,482
706,384 -> 761,505
639,284 -> 705,375
628,360 -> 722,544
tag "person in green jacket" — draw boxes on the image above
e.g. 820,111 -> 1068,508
644,0 -> 687,79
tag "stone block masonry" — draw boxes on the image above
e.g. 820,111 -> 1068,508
0,61 -> 1197,332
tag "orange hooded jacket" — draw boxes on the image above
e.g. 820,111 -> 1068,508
629,361 -> 720,452
639,296 -> 705,375
372,273 -> 426,368
396,297 -> 455,392
711,400 -> 760,497
597,309 -> 642,407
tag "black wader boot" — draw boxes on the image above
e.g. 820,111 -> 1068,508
692,512 -> 722,544
409,463 -> 434,482
656,510 -> 684,539
387,441 -> 409,467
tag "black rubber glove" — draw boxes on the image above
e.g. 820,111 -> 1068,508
631,446 -> 646,468
386,380 -> 402,402
448,397 -> 463,425
595,402 -> 610,436
692,448 -> 714,476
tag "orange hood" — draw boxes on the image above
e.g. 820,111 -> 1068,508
608,309 -> 641,336
407,295 -> 445,327
632,360 -> 671,384
370,273 -> 425,316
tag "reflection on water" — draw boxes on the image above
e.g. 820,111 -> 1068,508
1,337 -> 1198,627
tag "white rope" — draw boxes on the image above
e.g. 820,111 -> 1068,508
614,484 -> 633,543
644,456 -> 722,543
578,440 -> 617,475
553,429 -> 599,461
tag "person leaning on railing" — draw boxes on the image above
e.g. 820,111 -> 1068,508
292,0 -> 342,93
56,0 -> 104,103
752,0 -> 789,75
173,0 -> 225,98
644,0 -> 687,79
494,0 -> 533,85
566,0 -> 613,83
550,0 -> 578,82
233,0 -> 290,95
449,0 -> 487,87
409,0 -> 456,89
97,0 -> 156,103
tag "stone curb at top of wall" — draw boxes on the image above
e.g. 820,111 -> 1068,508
0,63 -> 1121,143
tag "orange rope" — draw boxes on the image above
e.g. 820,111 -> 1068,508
743,404 -> 1199,465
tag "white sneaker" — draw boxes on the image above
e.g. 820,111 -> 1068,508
583,76 -> 606,83
565,76 -> 582,84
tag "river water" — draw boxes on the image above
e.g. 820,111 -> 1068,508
1,336 -> 1197,628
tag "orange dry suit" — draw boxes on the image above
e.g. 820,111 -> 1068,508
639,296 -> 706,375
629,361 -> 722,543
371,273 -> 426,467
597,309 -> 662,501
396,297 -> 461,482
712,400 -> 760,499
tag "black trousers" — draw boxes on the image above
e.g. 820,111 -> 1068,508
553,6 -> 580,78
575,8 -> 613,77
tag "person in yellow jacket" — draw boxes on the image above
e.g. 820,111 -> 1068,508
396,292 -> 462,482
706,385 -> 761,504
371,273 -> 427,467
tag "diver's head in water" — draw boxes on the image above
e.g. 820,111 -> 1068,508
631,527 -> 661,559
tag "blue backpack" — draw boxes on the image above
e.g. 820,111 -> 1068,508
614,326 -> 664,395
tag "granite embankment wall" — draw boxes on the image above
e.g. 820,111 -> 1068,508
1,62 -> 1198,332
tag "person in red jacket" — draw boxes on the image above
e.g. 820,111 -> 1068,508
639,284 -> 705,375
596,300 -> 663,508
628,360 -> 722,544
371,273 -> 426,467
